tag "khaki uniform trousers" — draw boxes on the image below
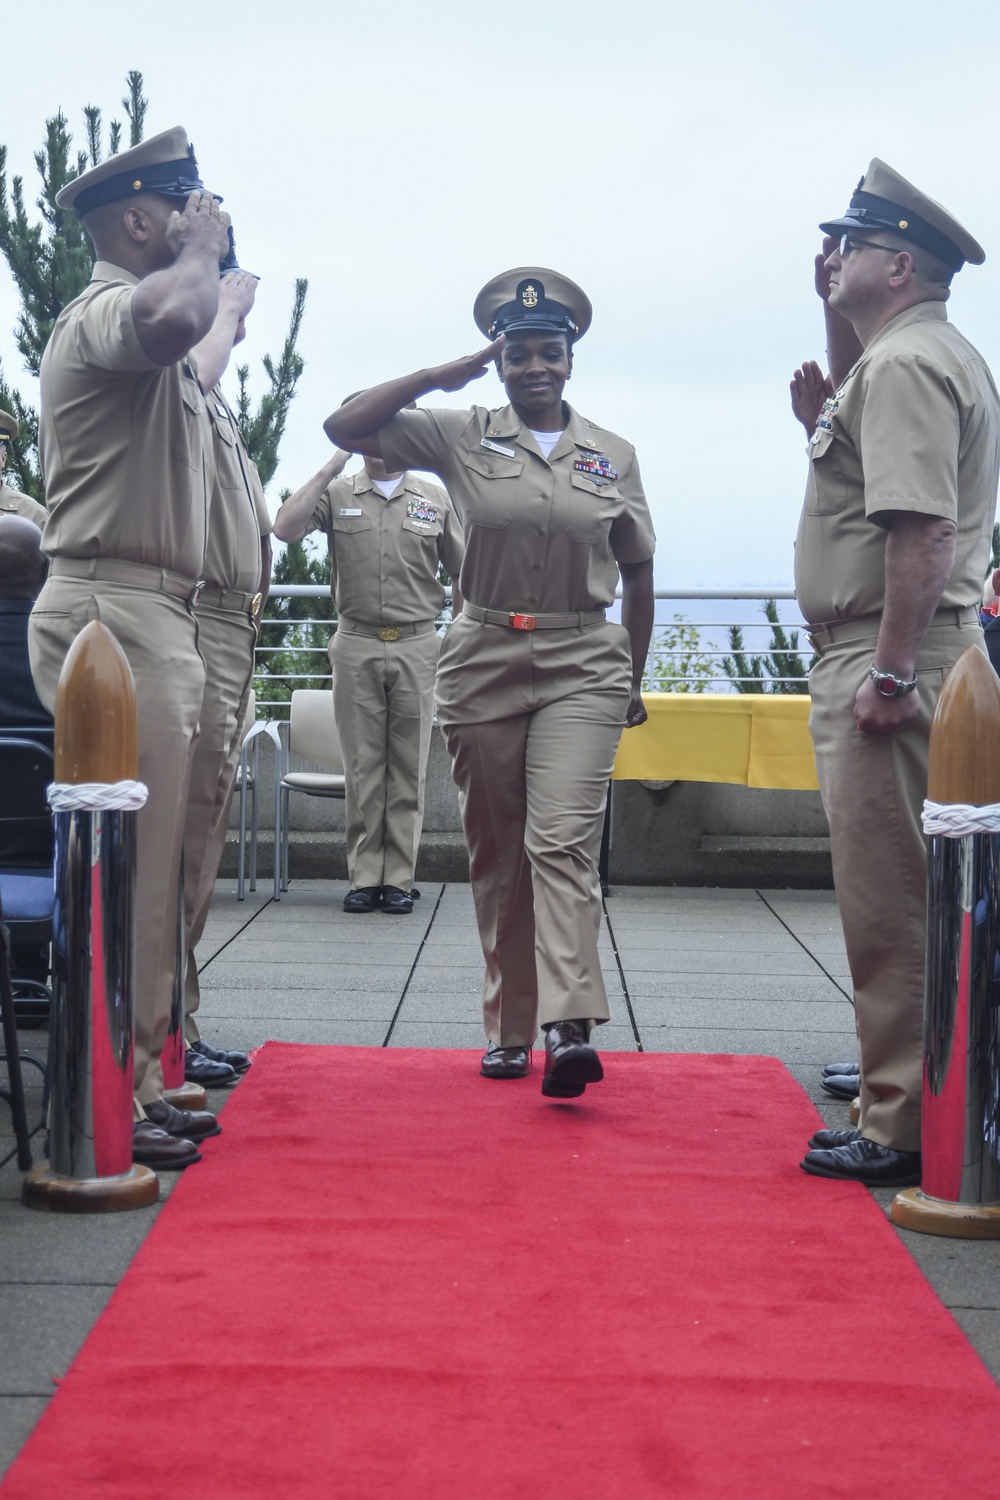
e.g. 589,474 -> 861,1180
808,612 -> 984,1153
28,575 -> 206,1105
183,604 -> 256,1043
329,624 -> 440,891
439,618 -> 632,1049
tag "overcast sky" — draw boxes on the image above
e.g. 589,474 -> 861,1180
3,0 -> 1000,588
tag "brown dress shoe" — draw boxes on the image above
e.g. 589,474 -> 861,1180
132,1122 -> 201,1170
542,1020 -> 604,1098
480,1042 -> 531,1079
143,1099 -> 221,1143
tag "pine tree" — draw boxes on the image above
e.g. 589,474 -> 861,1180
721,599 -> 816,694
0,71 -> 307,509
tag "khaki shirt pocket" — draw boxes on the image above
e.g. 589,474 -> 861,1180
401,515 -> 442,540
331,513 -> 373,560
178,379 -> 206,470
566,471 -> 618,544
804,426 -> 847,516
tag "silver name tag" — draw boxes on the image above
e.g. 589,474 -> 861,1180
481,438 -> 516,458
339,507 -> 364,516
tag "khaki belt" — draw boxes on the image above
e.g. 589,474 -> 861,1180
338,616 -> 437,641
50,556 -> 206,607
462,602 -> 606,631
807,604 -> 980,656
197,584 -> 263,621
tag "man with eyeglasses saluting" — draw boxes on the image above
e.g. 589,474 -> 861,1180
789,159 -> 1000,1187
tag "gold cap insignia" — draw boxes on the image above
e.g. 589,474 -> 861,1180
521,284 -> 538,308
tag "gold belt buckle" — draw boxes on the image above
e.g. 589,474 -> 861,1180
378,626 -> 403,642
250,591 -> 263,619
509,612 -> 537,631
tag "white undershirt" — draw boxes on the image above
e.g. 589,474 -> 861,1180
528,428 -> 564,459
372,477 -> 403,498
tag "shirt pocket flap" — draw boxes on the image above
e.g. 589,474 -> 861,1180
461,450 -> 524,480
401,515 -> 441,537
331,514 -> 372,533
808,426 -> 835,461
570,470 -> 620,499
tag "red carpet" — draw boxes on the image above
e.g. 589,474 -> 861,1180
4,1045 -> 1000,1499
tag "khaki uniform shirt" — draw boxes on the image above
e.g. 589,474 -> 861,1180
38,260 -> 211,578
379,402 -> 655,613
202,386 -> 271,592
0,480 -> 48,530
795,303 -> 1000,624
310,471 -> 463,626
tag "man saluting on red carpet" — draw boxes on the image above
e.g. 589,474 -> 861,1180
790,161 -> 1000,1186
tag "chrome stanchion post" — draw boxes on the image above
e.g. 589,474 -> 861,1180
23,622 -> 158,1212
892,646 -> 1000,1238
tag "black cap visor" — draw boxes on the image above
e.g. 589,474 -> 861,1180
74,157 -> 217,218
489,301 -> 578,340
819,190 -> 964,270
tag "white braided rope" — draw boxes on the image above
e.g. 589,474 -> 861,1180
923,799 -> 1000,837
47,780 -> 149,813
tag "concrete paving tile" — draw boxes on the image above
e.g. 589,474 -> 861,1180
622,973 -> 850,1003
949,1308 -> 1000,1379
387,1022 -> 485,1049
600,929 -> 806,954
198,961 -> 412,991
630,997 -> 854,1032
214,1020 -> 387,1047
0,1396 -> 50,1478
0,1285 -> 115,1392
405,967 -> 484,993
196,988 -> 400,1021
0,1199 -> 159,1284
892,1233 -> 1000,1308
398,992 -> 485,1022
613,948 -> 830,977
639,1026 -> 857,1060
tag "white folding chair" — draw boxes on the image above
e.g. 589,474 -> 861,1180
277,689 -> 347,896
236,691 -> 282,901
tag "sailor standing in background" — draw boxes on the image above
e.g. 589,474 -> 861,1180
274,436 -> 463,914
0,411 -> 47,530
181,262 -> 272,1086
28,128 -> 227,1170
326,268 -> 655,1099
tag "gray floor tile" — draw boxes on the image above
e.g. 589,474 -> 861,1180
0,1286 -> 115,1393
199,961 -> 413,991
0,1202 -> 159,1285
196,987 -> 401,1021
629,997 -> 852,1031
0,1397 -> 50,1474
950,1308 -> 1000,1379
623,973 -> 851,1002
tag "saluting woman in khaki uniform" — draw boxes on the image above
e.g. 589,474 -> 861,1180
327,268 -> 655,1099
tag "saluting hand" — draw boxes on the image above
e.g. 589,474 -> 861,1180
219,270 -> 259,320
431,338 -> 505,393
814,235 -> 840,302
166,190 -> 230,264
790,360 -> 834,438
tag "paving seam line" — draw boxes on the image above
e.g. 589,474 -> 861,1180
381,884 -> 447,1046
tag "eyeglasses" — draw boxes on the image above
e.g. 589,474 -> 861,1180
838,234 -> 903,258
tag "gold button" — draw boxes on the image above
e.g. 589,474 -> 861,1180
488,428 -> 498,435
132,180 -> 142,190
898,219 -> 909,229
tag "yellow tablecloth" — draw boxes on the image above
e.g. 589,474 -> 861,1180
612,693 -> 819,791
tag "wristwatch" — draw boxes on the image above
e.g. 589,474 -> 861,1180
869,664 -> 918,698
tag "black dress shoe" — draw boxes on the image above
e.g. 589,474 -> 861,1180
184,1049 -> 238,1087
808,1126 -> 862,1150
143,1099 -> 221,1143
800,1137 -> 921,1186
380,885 -> 414,914
344,886 -> 381,913
822,1061 -> 859,1078
480,1042 -> 531,1079
542,1020 -> 603,1098
190,1037 -> 251,1075
132,1122 -> 201,1170
821,1073 -> 861,1101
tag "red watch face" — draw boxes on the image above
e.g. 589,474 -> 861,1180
875,676 -> 897,697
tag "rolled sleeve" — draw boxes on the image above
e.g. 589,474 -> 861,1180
861,356 -> 960,527
439,500 -> 465,579
73,284 -> 159,376
609,452 -> 656,564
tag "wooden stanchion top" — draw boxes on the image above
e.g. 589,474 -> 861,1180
54,621 -> 138,784
927,645 -> 1000,806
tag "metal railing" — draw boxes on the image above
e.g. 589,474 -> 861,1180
253,587 -> 812,717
